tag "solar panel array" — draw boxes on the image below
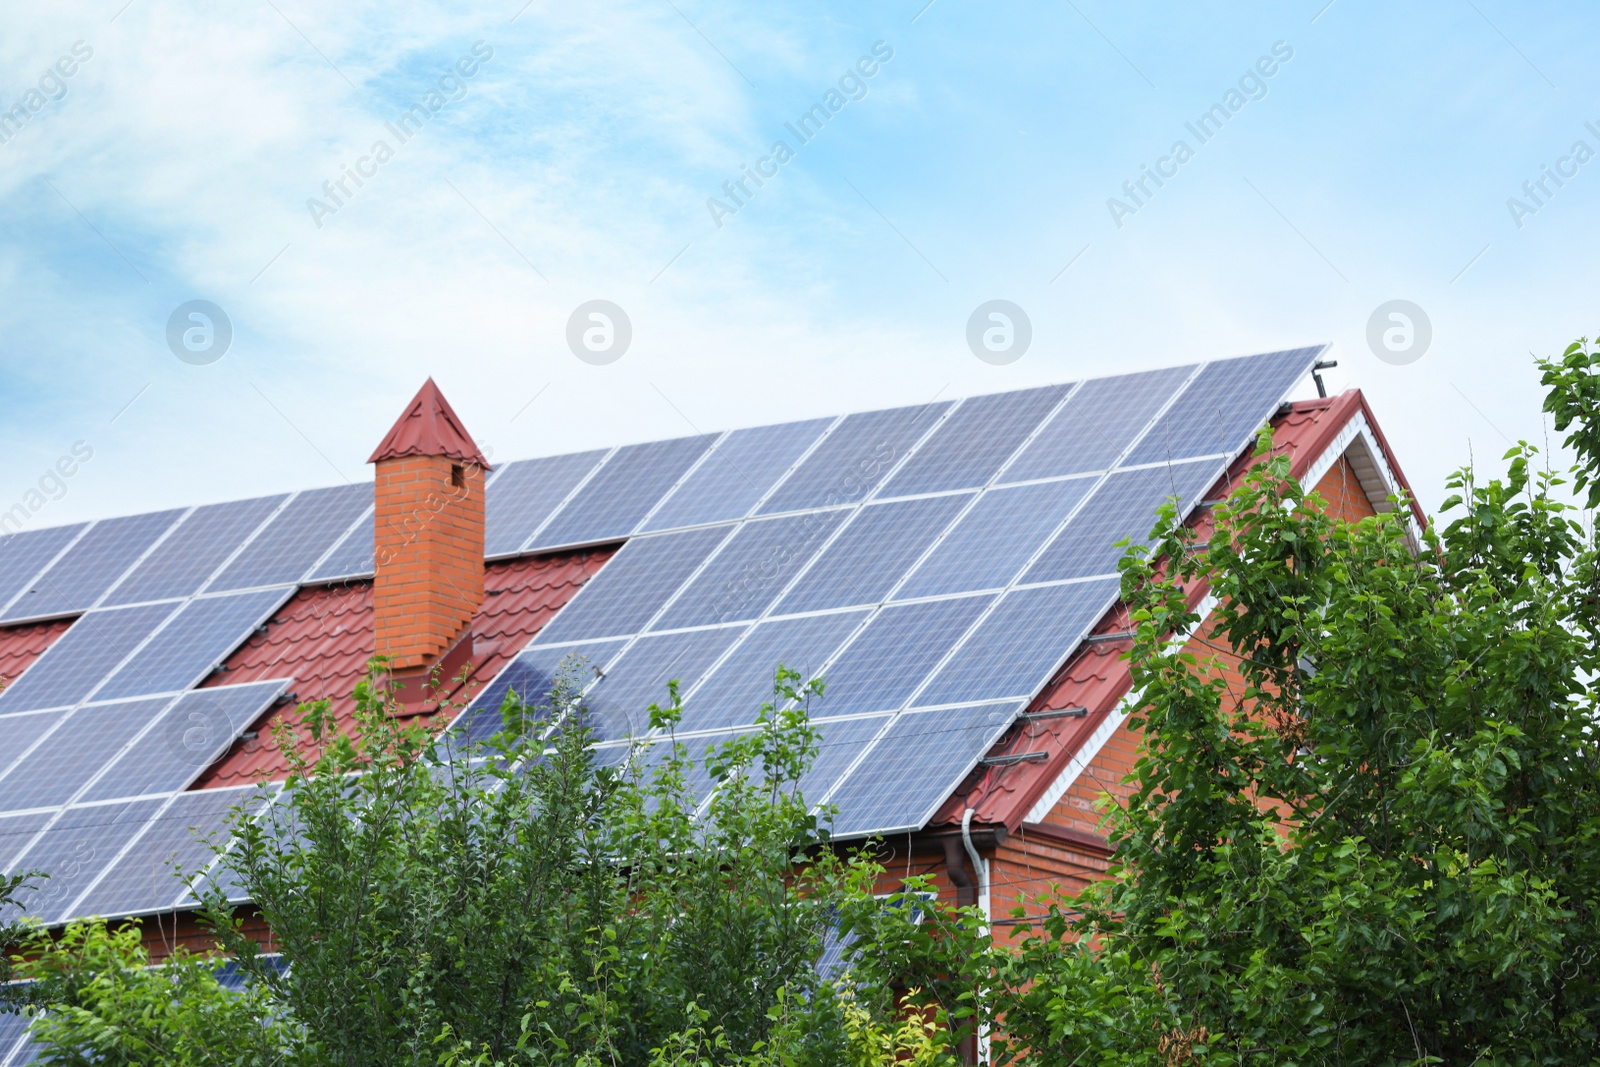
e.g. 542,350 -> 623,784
0,477 -> 374,943
0,347 -> 1321,977
456,347 -> 1324,837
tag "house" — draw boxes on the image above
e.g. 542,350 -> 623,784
0,346 -> 1418,1061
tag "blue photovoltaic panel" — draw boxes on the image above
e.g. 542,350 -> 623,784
0,603 -> 177,713
1022,460 -> 1219,584
882,385 -> 1069,496
0,698 -> 170,811
451,641 -> 627,746
207,484 -> 370,591
306,509 -> 374,581
0,1009 -> 31,1067
826,703 -> 1020,837
72,785 -> 268,920
642,419 -> 832,531
2,510 -> 182,621
0,712 -> 62,789
759,403 -> 951,515
485,451 -> 607,557
1002,365 -> 1194,483
103,496 -> 286,606
531,436 -> 711,549
680,610 -> 868,732
636,729 -> 738,810
3,798 -> 166,924
652,512 -> 847,631
93,590 -> 288,701
1122,347 -> 1321,466
80,682 -> 284,803
584,627 -> 745,741
801,715 -> 891,808
0,524 -> 86,614
0,811 -> 51,871
776,495 -> 972,614
896,478 -> 1096,599
915,578 -> 1121,708
817,596 -> 994,716
534,528 -> 732,644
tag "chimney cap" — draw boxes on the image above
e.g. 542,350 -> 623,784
368,378 -> 490,468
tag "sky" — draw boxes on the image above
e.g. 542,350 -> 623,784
2,0 -> 1598,528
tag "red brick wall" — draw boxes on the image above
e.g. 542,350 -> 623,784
373,454 -> 486,669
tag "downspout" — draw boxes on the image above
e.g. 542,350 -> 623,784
961,808 -> 991,1065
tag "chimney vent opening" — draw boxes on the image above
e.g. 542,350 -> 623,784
451,464 -> 465,488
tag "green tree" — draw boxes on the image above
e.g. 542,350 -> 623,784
848,345 -> 1600,1064
197,661 -> 885,1067
8,918 -> 303,1066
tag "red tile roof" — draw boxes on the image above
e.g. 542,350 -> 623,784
0,617 -> 74,695
368,378 -> 489,467
193,546 -> 615,787
928,388 -> 1413,833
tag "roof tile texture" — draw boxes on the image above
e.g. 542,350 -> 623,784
193,546 -> 614,787
0,617 -> 74,695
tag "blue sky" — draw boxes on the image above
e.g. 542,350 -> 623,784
2,0 -> 1597,526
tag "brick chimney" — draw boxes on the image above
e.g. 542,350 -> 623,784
368,379 -> 489,703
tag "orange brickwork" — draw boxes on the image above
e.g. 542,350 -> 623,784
373,453 -> 486,669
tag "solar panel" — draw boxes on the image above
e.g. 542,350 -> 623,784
641,419 -> 832,531
679,610 -> 868,732
584,627 -> 745,741
0,1009 -> 30,1067
0,698 -> 170,811
533,528 -> 731,643
758,403 -> 951,515
651,512 -> 848,630
182,785 -> 284,909
0,524 -> 86,616
824,702 -> 1021,837
70,785 -> 268,920
1022,460 -> 1220,584
452,641 -> 627,746
915,578 -> 1121,708
531,436 -> 711,550
0,603 -> 177,713
775,495 -> 971,614
79,682 -> 285,803
881,385 -> 1069,496
802,714 -> 892,808
92,589 -> 290,701
102,496 -> 287,606
1122,347 -> 1322,466
635,729 -> 736,809
1002,365 -> 1195,482
895,478 -> 1096,599
305,509 -> 374,581
0,712 -> 62,790
1,510 -> 182,622
206,484 -> 370,591
814,596 -> 993,716
4,798 -> 166,924
484,451 -> 606,557
0,811 -> 51,871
